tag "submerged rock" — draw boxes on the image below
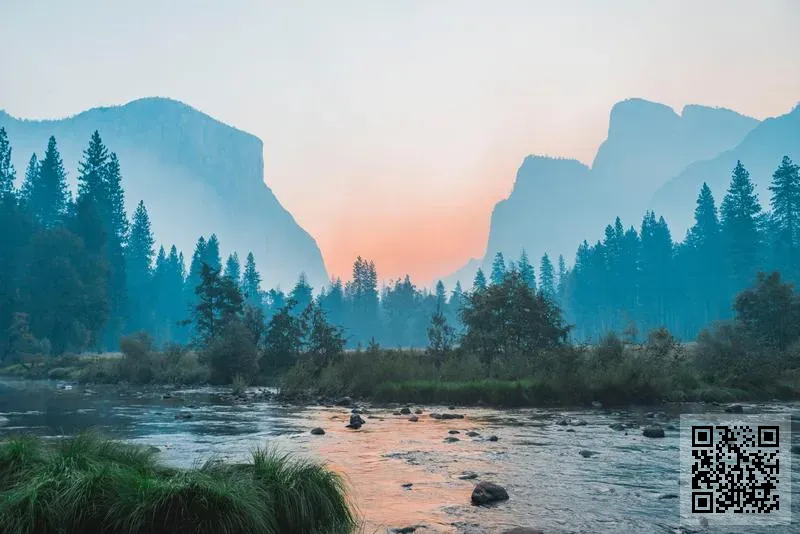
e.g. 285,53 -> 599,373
414,408 -> 424,414
440,413 -> 464,420
471,481 -> 509,506
724,404 -> 744,414
488,435 -> 499,442
448,430 -> 460,435
579,449 -> 599,458
444,436 -> 460,443
401,482 -> 413,489
609,423 -> 626,431
174,411 -> 193,420
400,407 -> 412,415
642,426 -> 665,438
310,427 -> 325,435
466,431 -> 480,437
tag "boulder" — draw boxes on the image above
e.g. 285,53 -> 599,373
471,481 -> 509,506
310,427 -> 325,435
448,406 -> 456,410
444,436 -> 460,443
642,426 -> 665,438
414,408 -> 424,414
400,407 -> 412,415
466,431 -> 480,437
408,415 -> 419,422
430,413 -> 443,419
350,414 -> 365,426
488,435 -> 499,442
335,396 -> 353,407
440,413 -> 465,420
724,404 -> 744,414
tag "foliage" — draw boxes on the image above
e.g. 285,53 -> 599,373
0,433 -> 355,534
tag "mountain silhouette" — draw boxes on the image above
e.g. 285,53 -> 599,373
443,98 -> 760,288
0,97 -> 328,290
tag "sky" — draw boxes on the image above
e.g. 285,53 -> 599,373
2,0 -> 800,285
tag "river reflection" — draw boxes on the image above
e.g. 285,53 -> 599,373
1,378 -> 798,534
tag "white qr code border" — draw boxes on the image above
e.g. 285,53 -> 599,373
679,413 -> 792,528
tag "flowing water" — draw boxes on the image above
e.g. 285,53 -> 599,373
0,378 -> 798,534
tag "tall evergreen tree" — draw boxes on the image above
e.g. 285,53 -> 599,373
490,252 -> 506,286
24,136 -> 69,228
204,234 -> 222,273
721,161 -> 763,296
126,201 -> 155,334
19,154 -> 39,205
242,252 -> 262,306
434,280 -> 446,312
517,250 -> 536,290
224,252 -> 242,288
0,128 -> 15,198
289,273 -> 314,315
472,268 -> 487,292
539,253 -> 555,298
769,156 -> 800,281
186,237 -> 208,296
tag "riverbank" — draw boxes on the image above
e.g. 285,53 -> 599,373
0,432 -> 354,534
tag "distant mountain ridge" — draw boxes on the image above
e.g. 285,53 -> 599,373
443,98 -> 762,289
0,98 -> 328,290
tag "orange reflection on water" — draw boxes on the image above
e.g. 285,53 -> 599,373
305,408 -> 496,533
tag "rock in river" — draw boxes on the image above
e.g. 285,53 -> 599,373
471,481 -> 509,506
488,435 -> 499,442
642,426 -> 665,438
448,430 -> 460,435
174,411 -> 193,420
459,471 -> 478,480
346,414 -> 365,429
408,415 -> 419,422
444,436 -> 460,443
400,407 -> 411,415
579,449 -> 599,458
724,404 -> 744,414
310,427 -> 325,435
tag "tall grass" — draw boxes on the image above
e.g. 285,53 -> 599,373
281,332 -> 800,406
0,433 -> 355,534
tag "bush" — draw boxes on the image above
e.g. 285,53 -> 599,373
0,433 -> 355,534
206,321 -> 260,385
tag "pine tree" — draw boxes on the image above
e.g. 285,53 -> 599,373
242,252 -> 262,306
539,253 -> 555,298
77,131 -> 109,206
19,154 -> 39,205
721,161 -> 763,295
25,136 -> 69,228
769,156 -> 800,281
556,254 -> 567,296
517,250 -> 536,290
126,201 -> 155,333
289,272 -> 313,315
490,252 -> 506,286
472,268 -> 487,292
435,280 -> 446,312
224,252 -> 242,288
204,234 -> 222,273
0,128 -> 15,198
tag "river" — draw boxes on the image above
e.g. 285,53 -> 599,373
0,378 -> 797,534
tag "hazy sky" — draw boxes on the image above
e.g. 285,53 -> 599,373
2,1 -> 799,285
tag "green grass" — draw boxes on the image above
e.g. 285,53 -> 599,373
0,432 -> 356,534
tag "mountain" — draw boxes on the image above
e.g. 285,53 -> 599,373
443,98 -> 760,288
651,104 -> 800,239
0,98 -> 328,290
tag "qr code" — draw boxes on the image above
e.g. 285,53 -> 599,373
680,414 -> 792,528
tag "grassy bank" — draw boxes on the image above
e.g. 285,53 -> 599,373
0,433 -> 355,534
281,332 -> 800,407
